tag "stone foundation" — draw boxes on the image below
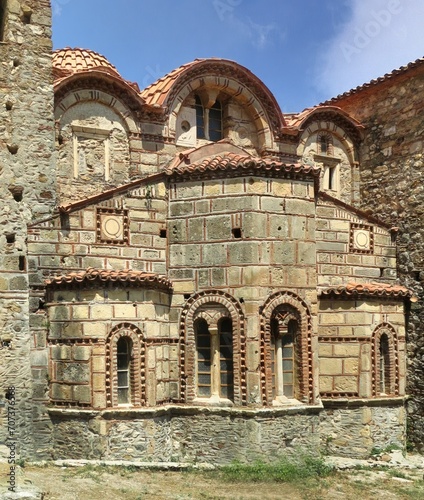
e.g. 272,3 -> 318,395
47,401 -> 405,463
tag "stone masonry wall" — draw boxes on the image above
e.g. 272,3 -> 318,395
168,174 -> 318,401
0,0 -> 56,459
331,66 -> 424,448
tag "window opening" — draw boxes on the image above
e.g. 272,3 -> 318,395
379,334 -> 390,394
271,316 -> 298,400
117,337 -> 132,404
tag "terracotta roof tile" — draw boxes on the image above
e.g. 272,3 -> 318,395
165,152 -> 320,179
52,47 -> 122,77
46,268 -> 172,291
140,59 -> 205,106
320,57 -> 424,105
321,282 -> 414,300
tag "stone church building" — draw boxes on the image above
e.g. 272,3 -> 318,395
0,1 -> 423,462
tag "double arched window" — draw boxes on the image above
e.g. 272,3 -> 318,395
195,95 -> 223,142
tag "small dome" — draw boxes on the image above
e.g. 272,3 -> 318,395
52,47 -> 121,77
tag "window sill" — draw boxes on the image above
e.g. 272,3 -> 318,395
192,396 -> 234,408
272,396 -> 305,407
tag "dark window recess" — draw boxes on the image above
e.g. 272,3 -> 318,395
19,256 -> 25,271
380,268 -> 385,278
6,233 -> 15,244
209,100 -> 223,142
414,271 -> 421,281
232,228 -> 242,239
21,10 -> 31,24
160,229 -> 167,238
117,337 -> 132,405
0,0 -> 6,41
9,186 -> 23,202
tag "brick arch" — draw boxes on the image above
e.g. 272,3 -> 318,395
179,290 -> 246,405
260,291 -> 313,404
106,323 -> 145,407
169,79 -> 276,151
297,124 -> 356,165
372,323 -> 399,396
55,87 -> 139,135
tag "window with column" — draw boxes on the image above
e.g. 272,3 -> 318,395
195,317 -> 234,401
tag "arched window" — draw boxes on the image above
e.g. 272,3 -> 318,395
318,133 -> 333,156
195,95 -> 223,142
117,336 -> 132,404
195,316 -> 234,401
106,324 -> 145,408
372,324 -> 399,397
379,334 -> 391,395
271,315 -> 299,400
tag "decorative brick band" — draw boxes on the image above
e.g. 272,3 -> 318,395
106,323 -> 145,407
260,291 -> 314,404
179,290 -> 246,405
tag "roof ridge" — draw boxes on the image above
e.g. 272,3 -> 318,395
319,56 -> 424,105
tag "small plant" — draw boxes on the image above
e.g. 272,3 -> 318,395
218,452 -> 333,483
388,469 -> 410,480
370,443 -> 402,456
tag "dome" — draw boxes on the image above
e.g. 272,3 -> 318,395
52,47 -> 121,77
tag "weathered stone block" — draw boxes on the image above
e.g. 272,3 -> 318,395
73,385 -> 91,404
320,358 -> 343,375
72,345 -> 91,361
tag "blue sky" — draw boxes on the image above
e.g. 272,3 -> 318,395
52,0 -> 424,113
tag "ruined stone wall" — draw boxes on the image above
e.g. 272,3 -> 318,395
0,0 -> 56,459
331,67 -> 424,448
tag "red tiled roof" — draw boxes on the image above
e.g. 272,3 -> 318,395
140,60 -> 199,106
52,48 -> 141,92
321,282 -> 414,300
46,268 -> 172,291
165,152 -> 320,178
283,105 -> 364,131
52,48 -> 122,77
320,57 -> 424,105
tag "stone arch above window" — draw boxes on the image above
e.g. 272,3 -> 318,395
372,323 -> 399,397
179,290 -> 246,406
260,291 -> 313,405
106,323 -> 145,407
170,73 -> 280,150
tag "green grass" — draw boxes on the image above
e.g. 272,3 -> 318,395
217,453 -> 333,483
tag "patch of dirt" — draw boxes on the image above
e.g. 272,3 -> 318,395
0,462 -> 423,500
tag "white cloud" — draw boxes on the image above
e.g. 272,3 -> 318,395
212,0 -> 278,49
316,0 -> 424,99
